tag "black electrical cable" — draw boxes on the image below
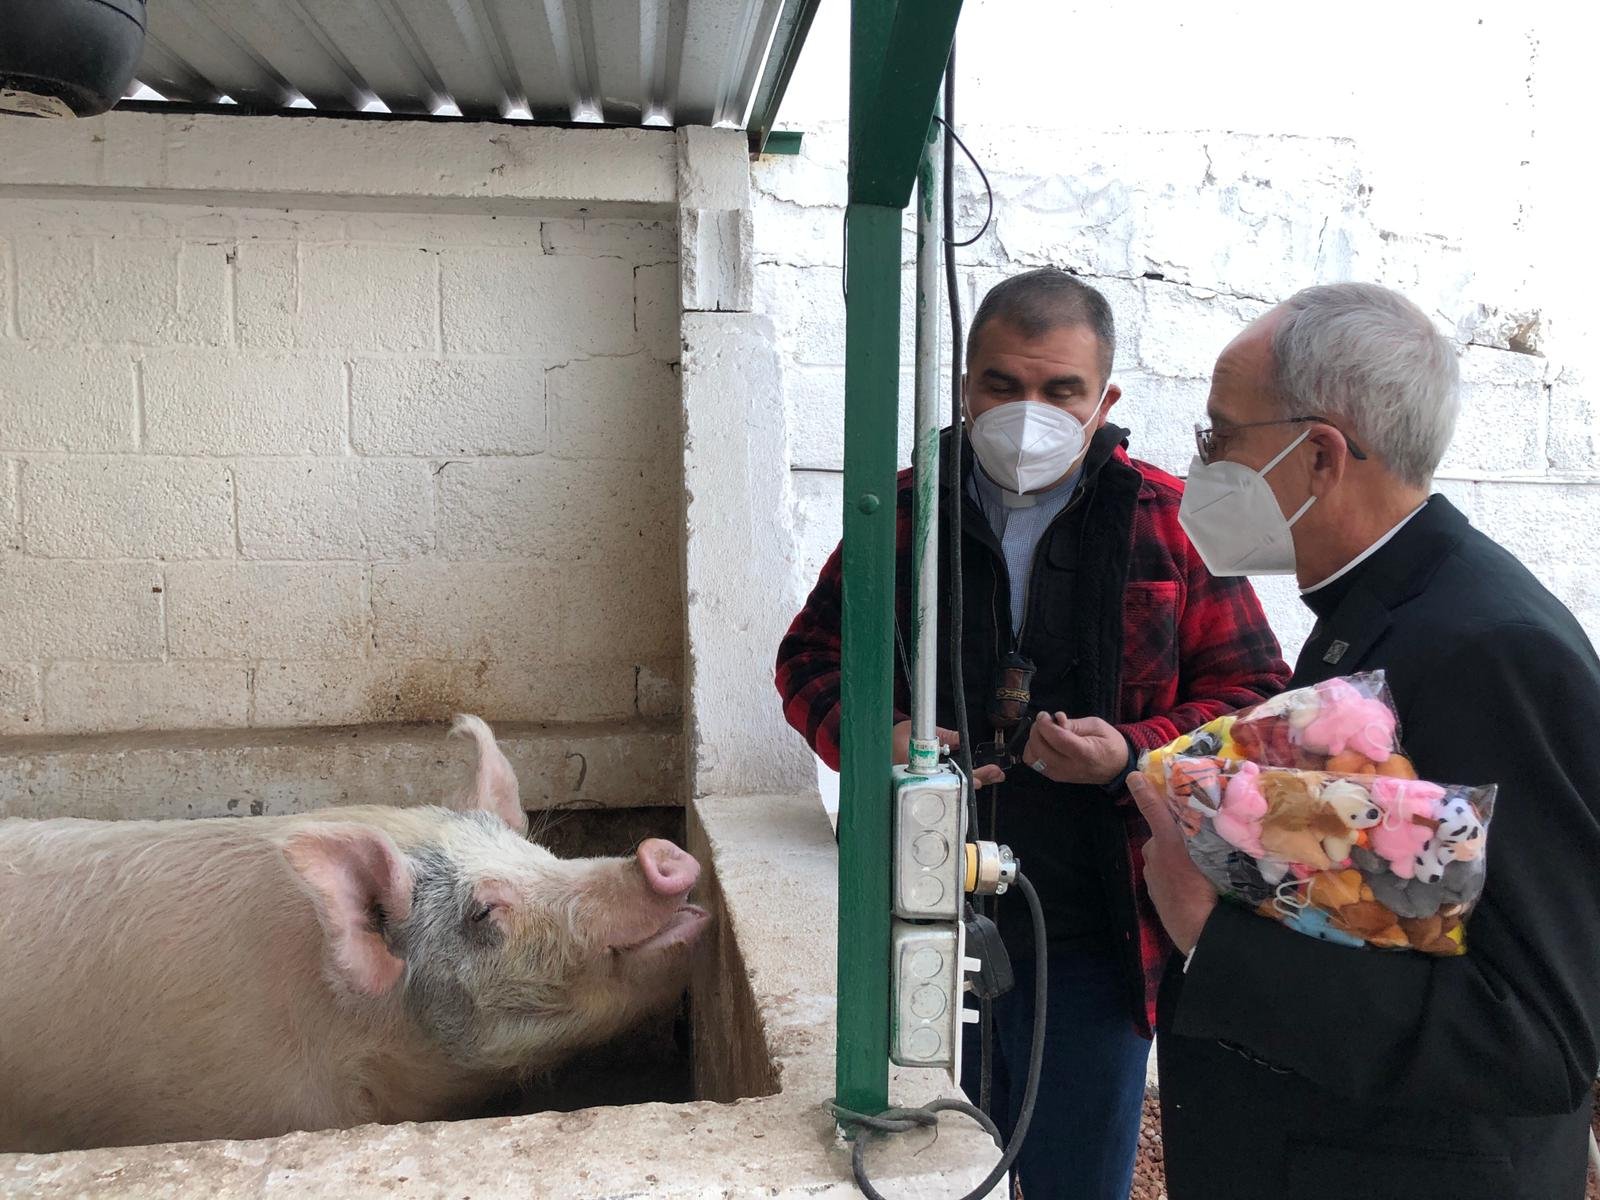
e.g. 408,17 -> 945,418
831,872 -> 1049,1200
931,115 -> 994,249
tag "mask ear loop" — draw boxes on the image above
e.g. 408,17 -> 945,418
1272,874 -> 1313,920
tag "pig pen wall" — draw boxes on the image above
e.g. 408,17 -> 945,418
0,115 -> 683,744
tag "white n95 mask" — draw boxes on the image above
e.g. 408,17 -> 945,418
967,382 -> 1110,495
1178,429 -> 1315,576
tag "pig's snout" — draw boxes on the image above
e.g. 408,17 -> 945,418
637,839 -> 699,898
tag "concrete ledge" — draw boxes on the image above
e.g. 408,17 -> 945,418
0,720 -> 684,820
0,793 -> 1000,1198
0,113 -> 677,215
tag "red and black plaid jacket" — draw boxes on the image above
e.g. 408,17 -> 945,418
775,439 -> 1290,1035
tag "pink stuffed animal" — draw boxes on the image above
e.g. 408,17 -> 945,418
1368,777 -> 1445,879
1213,761 -> 1269,859
1299,678 -> 1397,762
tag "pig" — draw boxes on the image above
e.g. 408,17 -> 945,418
0,715 -> 710,1154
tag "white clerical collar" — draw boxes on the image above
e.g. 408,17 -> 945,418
1300,501 -> 1430,596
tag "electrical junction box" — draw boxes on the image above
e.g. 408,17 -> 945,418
891,767 -> 965,921
889,920 -> 980,1072
889,766 -> 978,1076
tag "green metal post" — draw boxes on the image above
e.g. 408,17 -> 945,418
835,0 -> 965,1122
835,201 -> 901,1119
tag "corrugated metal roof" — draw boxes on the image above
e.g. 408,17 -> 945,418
125,0 -> 807,131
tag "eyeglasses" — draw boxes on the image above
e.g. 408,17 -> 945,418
1194,417 -> 1368,466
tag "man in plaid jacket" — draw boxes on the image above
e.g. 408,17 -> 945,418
775,269 -> 1289,1200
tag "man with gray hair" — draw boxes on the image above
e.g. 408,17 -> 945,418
1129,282 -> 1600,1198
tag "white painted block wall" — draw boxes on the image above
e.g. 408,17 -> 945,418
0,194 -> 682,736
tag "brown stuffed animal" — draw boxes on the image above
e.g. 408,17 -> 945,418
1257,773 -> 1347,871
1397,913 -> 1465,955
1305,869 -> 1409,946
1325,750 -> 1419,779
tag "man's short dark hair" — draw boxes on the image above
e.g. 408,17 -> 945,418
967,268 -> 1115,384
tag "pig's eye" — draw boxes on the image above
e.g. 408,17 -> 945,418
470,903 -> 494,924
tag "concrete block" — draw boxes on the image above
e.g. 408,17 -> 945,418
0,459 -> 14,555
750,188 -> 845,269
679,208 -> 754,313
0,344 -> 136,452
252,657 -> 639,728
144,351 -> 344,455
21,457 -> 233,559
344,212 -> 541,249
1137,283 -> 1271,378
0,113 -> 677,210
234,241 -> 297,350
0,721 -> 685,821
677,127 -> 752,211
788,469 -> 843,587
1473,481 -> 1600,571
681,311 -> 817,797
435,458 -> 677,563
475,658 -> 641,725
1440,346 -> 1547,476
371,562 -> 558,660
0,235 -> 11,336
548,353 -> 679,463
0,664 -> 40,735
440,250 -> 636,356
636,655 -> 685,719
43,662 -> 251,734
350,356 -> 546,455
293,243 -> 437,353
166,563 -> 367,659
754,261 -> 917,369
558,556 -> 684,662
235,459 -> 434,560
15,236 -> 228,345
1112,371 -> 1210,476
782,363 -> 921,472
253,659 -> 488,728
540,219 -> 675,263
635,260 -> 682,362
1545,369 -> 1596,474
0,562 -> 162,660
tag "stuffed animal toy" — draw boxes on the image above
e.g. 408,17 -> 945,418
1212,761 -> 1269,859
1184,715 -> 1243,762
1257,772 -> 1342,871
1168,755 -> 1225,811
1141,732 -> 1195,780
1368,777 -> 1445,879
1325,750 -> 1419,779
1397,912 -> 1466,956
1298,677 -> 1397,761
1318,779 -> 1383,862
1280,903 -> 1367,948
1297,868 -> 1408,947
1413,794 -> 1487,884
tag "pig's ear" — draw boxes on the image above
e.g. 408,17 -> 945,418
451,713 -> 528,835
282,825 -> 414,996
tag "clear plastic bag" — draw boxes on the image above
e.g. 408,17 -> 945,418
1139,672 -> 1496,955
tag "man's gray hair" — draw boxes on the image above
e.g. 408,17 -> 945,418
1271,283 -> 1459,488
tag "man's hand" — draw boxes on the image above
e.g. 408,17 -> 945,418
891,720 -> 1004,787
1022,713 -> 1131,785
1127,771 -> 1218,955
